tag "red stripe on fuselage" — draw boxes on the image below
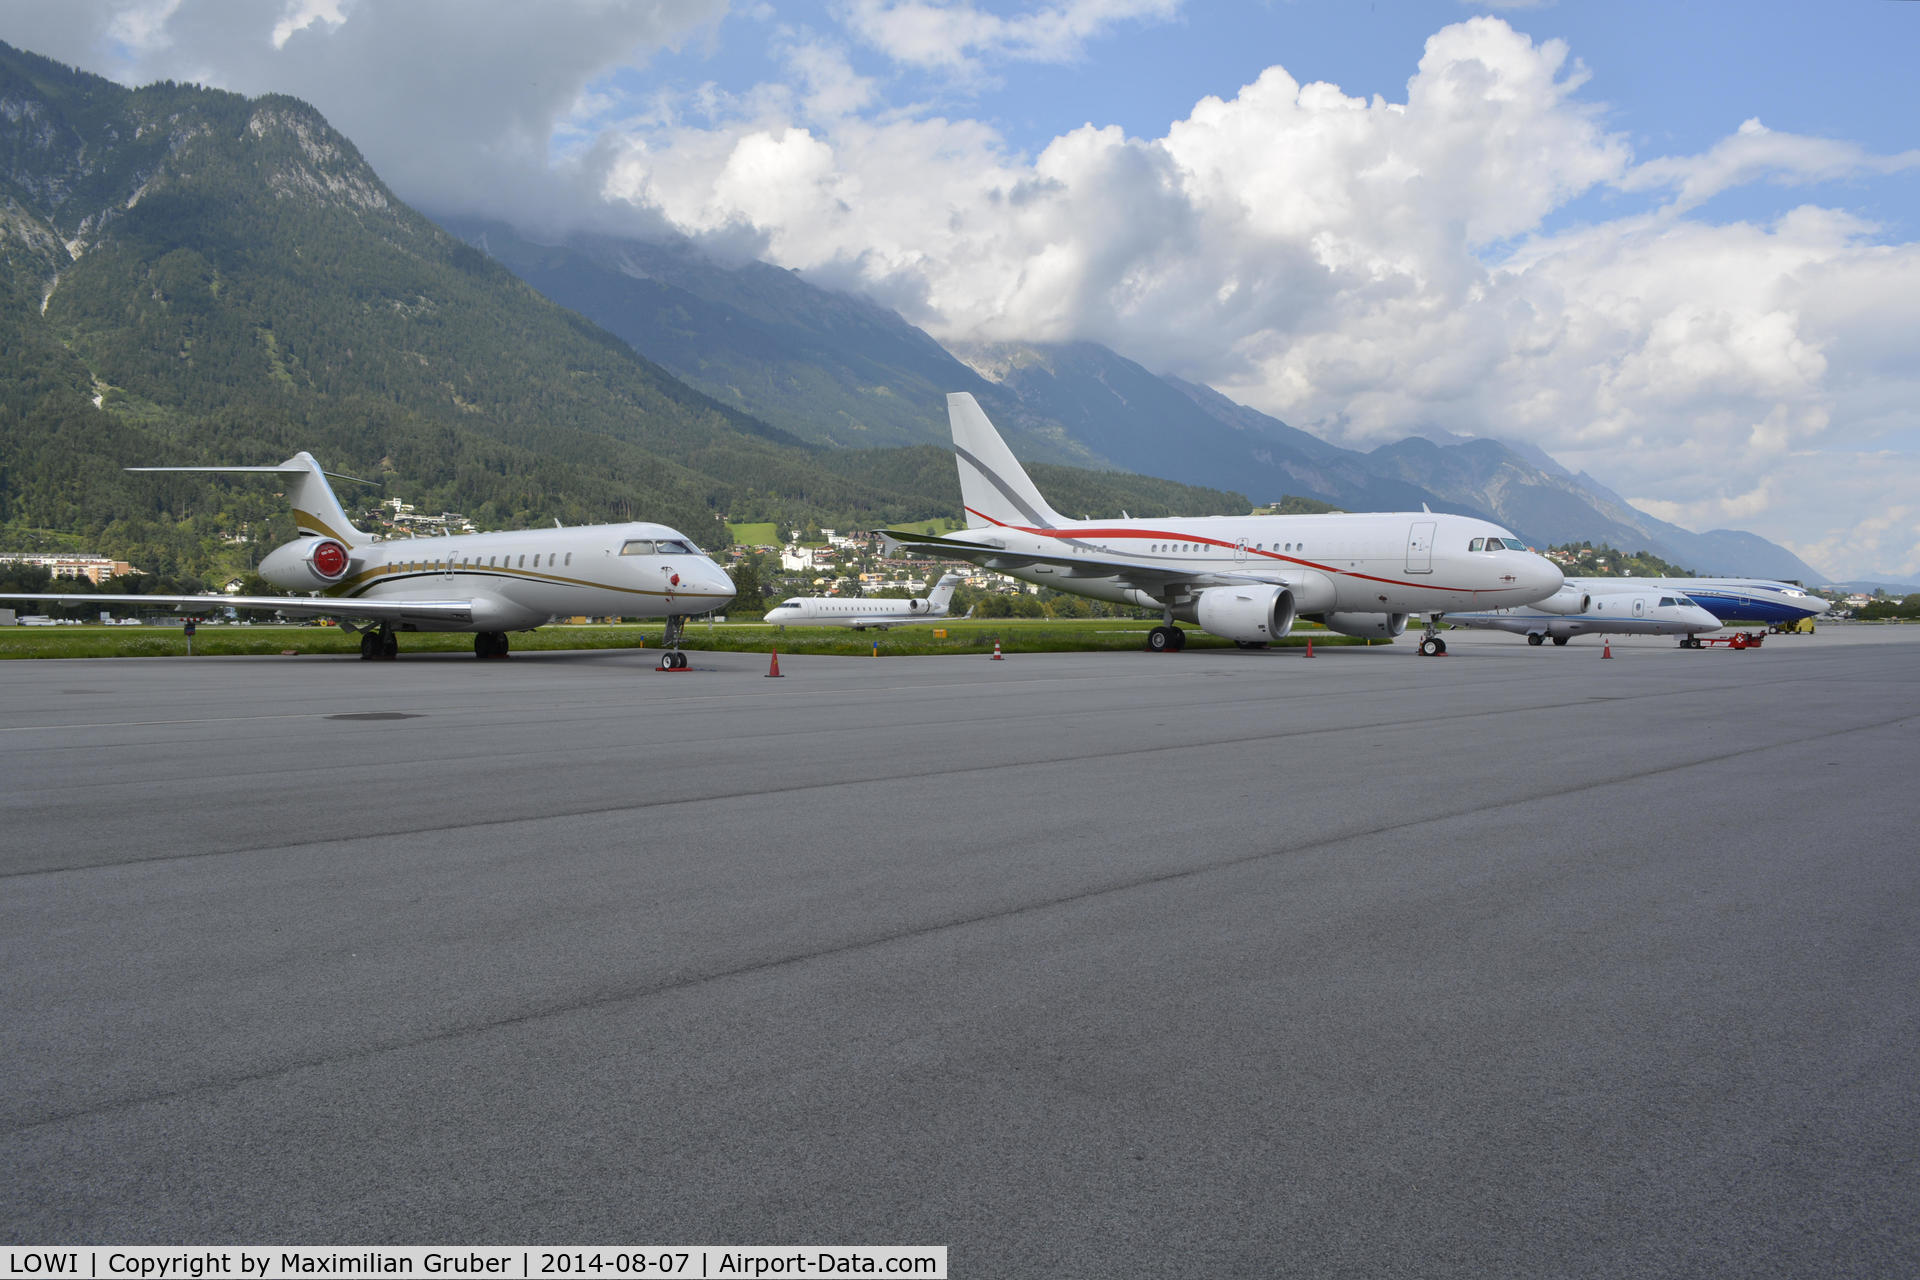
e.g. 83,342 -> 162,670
960,506 -> 1507,597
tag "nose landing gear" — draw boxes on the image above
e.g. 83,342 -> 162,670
656,614 -> 692,670
1416,614 -> 1449,656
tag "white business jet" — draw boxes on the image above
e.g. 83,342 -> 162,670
1444,577 -> 1723,647
0,455 -> 735,665
766,573 -> 966,630
879,394 -> 1563,654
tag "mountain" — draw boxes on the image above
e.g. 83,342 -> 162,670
450,215 -> 1823,578
0,43 -> 1241,582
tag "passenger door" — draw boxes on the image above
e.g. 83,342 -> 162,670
1406,521 -> 1435,574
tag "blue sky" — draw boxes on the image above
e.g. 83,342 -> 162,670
6,0 -> 1918,580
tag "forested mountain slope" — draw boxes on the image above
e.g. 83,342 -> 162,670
0,43 -> 1242,583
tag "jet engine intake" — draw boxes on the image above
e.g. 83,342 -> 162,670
1531,587 -> 1593,616
1317,611 -> 1409,639
1195,585 -> 1295,644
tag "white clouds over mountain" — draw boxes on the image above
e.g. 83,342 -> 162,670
7,2 -> 1916,579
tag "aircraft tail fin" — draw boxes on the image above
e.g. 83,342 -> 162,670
927,572 -> 963,612
128,453 -> 376,546
948,393 -> 1064,530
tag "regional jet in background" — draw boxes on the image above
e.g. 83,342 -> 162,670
1445,578 -> 1723,647
1636,578 -> 1830,627
0,455 -> 735,665
766,573 -> 967,630
880,394 -> 1563,655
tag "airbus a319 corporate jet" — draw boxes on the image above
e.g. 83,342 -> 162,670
880,394 -> 1563,655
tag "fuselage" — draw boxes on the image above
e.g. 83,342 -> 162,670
945,511 -> 1562,616
259,521 -> 735,631
1639,578 -> 1828,626
766,596 -> 954,629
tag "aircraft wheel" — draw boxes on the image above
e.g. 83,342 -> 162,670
1169,627 -> 1188,651
1434,637 -> 1446,655
1147,626 -> 1176,653
1418,636 -> 1439,656
1551,635 -> 1569,646
1527,633 -> 1544,646
474,633 -> 490,659
360,634 -> 379,660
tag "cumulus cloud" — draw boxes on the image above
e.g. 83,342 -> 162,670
1622,117 -> 1920,213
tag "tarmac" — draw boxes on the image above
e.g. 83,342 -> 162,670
3,624 -> 1917,1277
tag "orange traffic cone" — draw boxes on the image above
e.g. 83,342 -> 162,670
767,650 -> 783,677
990,640 -> 1004,660
1305,639 -> 1314,658
1602,640 -> 1613,659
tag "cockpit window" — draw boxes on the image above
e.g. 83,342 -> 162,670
1658,597 -> 1678,607
1469,537 -> 1485,552
656,539 -> 697,555
619,539 -> 655,556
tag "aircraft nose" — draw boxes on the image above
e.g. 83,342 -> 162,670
1525,555 -> 1563,602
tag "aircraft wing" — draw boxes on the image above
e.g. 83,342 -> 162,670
0,592 -> 479,625
877,528 -> 1289,594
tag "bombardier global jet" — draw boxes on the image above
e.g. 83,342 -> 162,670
767,573 -> 966,630
880,394 -> 1563,654
0,455 -> 734,665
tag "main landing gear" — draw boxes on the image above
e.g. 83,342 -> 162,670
1416,614 -> 1449,657
656,614 -> 692,670
357,625 -> 399,661
1147,624 -> 1187,652
1527,632 -> 1545,646
474,631 -> 510,660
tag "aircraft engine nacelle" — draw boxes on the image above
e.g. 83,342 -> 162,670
1318,611 -> 1409,639
908,598 -> 924,612
260,536 -> 359,589
1195,585 -> 1295,644
1531,587 -> 1593,616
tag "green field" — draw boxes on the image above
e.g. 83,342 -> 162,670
724,522 -> 780,547
0,619 -> 1383,660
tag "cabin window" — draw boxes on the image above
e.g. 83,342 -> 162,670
620,539 -> 655,556
565,553 -> 572,566
518,555 -> 526,568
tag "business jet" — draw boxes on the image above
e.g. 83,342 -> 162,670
0,454 -> 735,665
1633,578 -> 1830,627
879,394 -> 1563,654
1444,578 -> 1723,647
766,573 -> 966,630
